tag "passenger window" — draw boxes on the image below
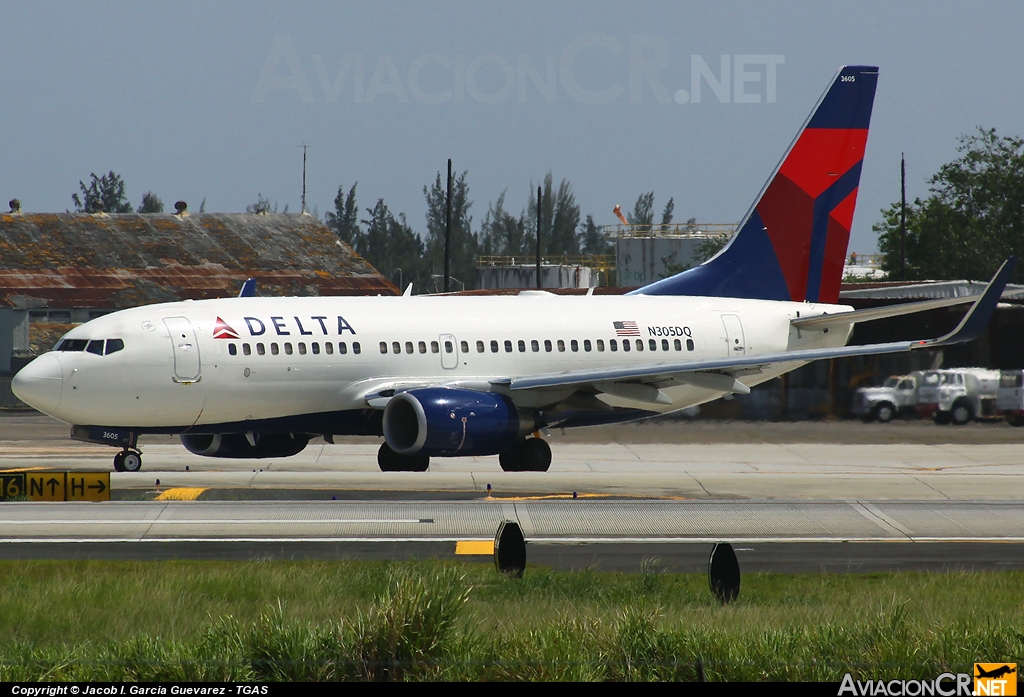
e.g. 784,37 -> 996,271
325,342 -> 334,355
460,340 -> 469,353
445,340 -> 454,353
571,339 -> 579,352
228,343 -> 237,356
490,340 -> 499,353
271,343 -> 279,355
419,341 -> 427,354
557,340 -> 565,352
504,340 -> 512,352
518,340 -> 526,352
648,339 -> 656,351
353,342 -> 361,354
86,340 -> 104,355
380,342 -> 388,354
431,341 -> 439,353
256,343 -> 266,355
531,340 -> 539,352
674,339 -> 681,351
298,343 -> 307,355
622,340 -> 630,352
610,339 -> 618,352
584,339 -> 592,352
243,343 -> 251,356
544,339 -> 552,352
662,339 -> 669,351
312,342 -> 320,355
406,342 -> 414,354
339,342 -> 348,354
476,341 -> 485,353
285,343 -> 293,355
686,338 -> 695,351
636,339 -> 644,351
392,342 -> 401,354
596,339 -> 604,352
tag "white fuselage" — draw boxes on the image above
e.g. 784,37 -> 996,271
14,293 -> 853,430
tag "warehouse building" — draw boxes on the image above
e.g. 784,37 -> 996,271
0,200 -> 395,404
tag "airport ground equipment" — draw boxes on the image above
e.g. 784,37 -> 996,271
915,368 -> 1000,425
852,371 -> 924,422
997,370 -> 1024,426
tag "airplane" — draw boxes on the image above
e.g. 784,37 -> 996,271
11,65 -> 1018,474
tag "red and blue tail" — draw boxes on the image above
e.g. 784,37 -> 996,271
632,65 -> 878,303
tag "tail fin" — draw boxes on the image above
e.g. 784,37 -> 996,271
633,65 -> 878,302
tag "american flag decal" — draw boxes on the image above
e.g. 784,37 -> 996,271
212,317 -> 240,340
613,320 -> 641,336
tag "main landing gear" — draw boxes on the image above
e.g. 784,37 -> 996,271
377,442 -> 430,472
113,448 -> 143,472
499,438 -> 551,472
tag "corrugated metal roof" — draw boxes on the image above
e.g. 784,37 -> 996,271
840,280 -> 1024,301
0,212 -> 396,307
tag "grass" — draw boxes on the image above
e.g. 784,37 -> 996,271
0,560 -> 1021,681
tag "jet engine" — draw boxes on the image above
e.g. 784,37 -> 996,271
382,388 -> 536,457
180,432 -> 310,458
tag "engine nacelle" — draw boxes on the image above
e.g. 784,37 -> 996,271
383,388 -> 535,457
180,432 -> 310,459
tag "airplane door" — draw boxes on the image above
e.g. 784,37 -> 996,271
721,314 -> 745,357
164,316 -> 202,383
439,334 -> 458,370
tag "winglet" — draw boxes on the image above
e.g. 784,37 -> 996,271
919,256 -> 1018,348
403,283 -> 413,297
238,278 -> 257,298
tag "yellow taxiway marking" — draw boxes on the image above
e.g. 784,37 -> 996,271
155,487 -> 207,501
0,466 -> 52,473
455,540 -> 494,555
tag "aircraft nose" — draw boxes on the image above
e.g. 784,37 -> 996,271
12,353 -> 63,414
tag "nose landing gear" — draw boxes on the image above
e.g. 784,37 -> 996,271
113,448 -> 143,472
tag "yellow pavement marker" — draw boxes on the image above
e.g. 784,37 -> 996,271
155,487 -> 207,501
455,540 -> 495,555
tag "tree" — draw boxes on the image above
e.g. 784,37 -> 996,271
629,191 -> 655,232
478,191 -> 527,257
424,170 -> 476,289
361,199 -> 429,292
138,192 -> 164,213
660,197 -> 675,229
325,183 -> 362,251
72,171 -> 133,213
875,128 -> 1024,283
579,213 -> 612,255
525,173 -> 581,256
246,194 -> 273,214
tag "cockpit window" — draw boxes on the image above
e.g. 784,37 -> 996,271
86,340 -> 104,355
56,339 -> 88,352
105,339 -> 125,355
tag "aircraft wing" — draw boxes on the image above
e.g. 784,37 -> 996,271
507,256 -> 1017,397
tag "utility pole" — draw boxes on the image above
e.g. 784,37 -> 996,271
900,153 -> 907,281
298,143 -> 311,214
536,186 -> 542,289
444,159 -> 452,293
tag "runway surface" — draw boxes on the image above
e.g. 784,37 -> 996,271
2,414 -> 1023,571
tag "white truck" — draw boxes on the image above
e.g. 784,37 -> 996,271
915,368 -> 1000,425
997,369 -> 1024,427
852,372 -> 922,423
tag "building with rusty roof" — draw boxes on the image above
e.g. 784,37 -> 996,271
0,199 -> 395,382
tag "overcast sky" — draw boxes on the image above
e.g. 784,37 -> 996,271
3,1 -> 1023,255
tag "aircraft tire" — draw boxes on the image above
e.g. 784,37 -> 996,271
500,439 -> 551,472
523,438 -> 552,472
113,452 -> 126,472
122,450 -> 143,472
377,442 -> 429,472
